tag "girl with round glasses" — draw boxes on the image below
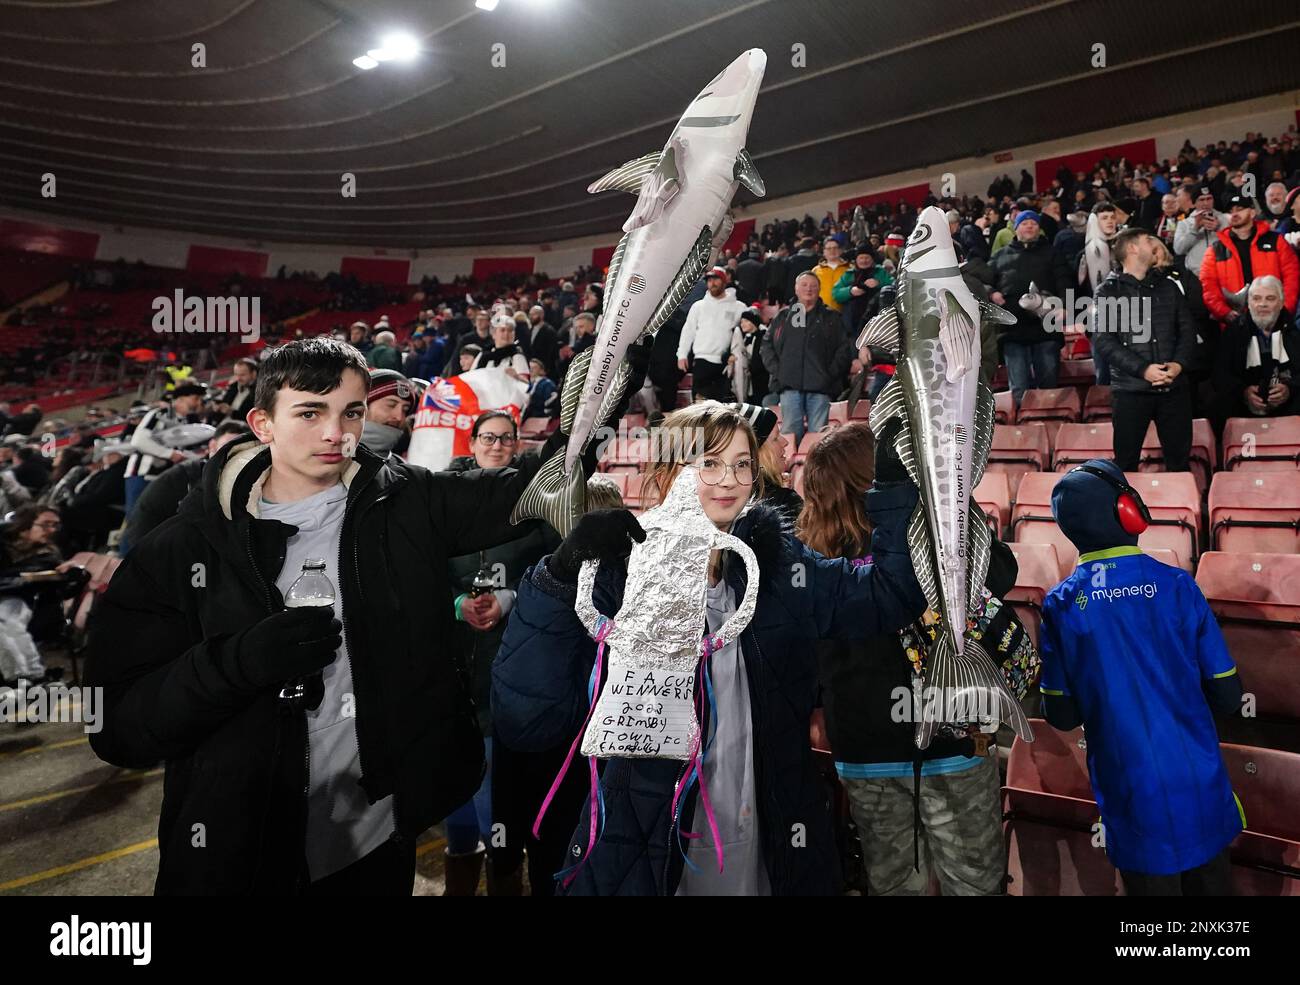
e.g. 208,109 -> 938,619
493,401 -> 926,895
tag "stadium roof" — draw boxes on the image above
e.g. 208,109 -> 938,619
0,0 -> 1295,247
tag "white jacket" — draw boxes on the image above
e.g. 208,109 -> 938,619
677,287 -> 747,363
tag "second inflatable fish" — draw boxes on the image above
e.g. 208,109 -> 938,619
857,206 -> 1033,749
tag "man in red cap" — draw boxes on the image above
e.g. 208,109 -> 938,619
677,266 -> 747,402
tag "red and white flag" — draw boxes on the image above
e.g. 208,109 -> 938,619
406,368 -> 528,471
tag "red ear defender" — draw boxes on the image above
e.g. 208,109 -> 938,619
1069,464 -> 1152,536
1116,492 -> 1149,535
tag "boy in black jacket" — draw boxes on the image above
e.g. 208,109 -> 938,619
85,337 -> 592,896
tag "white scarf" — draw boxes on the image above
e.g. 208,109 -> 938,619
1245,329 -> 1289,369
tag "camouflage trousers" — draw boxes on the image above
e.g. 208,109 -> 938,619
840,755 -> 1005,896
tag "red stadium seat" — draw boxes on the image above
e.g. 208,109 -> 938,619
1220,744 -> 1300,843
974,471 -> 1011,536
1005,542 -> 1066,647
1196,552 -> 1300,721
1010,472 -> 1079,573
989,423 -> 1050,497
1124,472 -> 1201,572
994,389 -> 1015,425
793,429 -> 830,463
1083,385 -> 1112,422
1052,422 -> 1114,471
1003,724 -> 1124,896
1057,359 -> 1095,390
1018,387 -> 1082,424
849,399 -> 871,420
1139,418 -> 1216,493
828,401 -> 848,425
1208,472 -> 1300,554
1222,416 -> 1300,472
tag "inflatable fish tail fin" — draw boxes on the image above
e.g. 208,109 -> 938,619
511,450 -> 587,536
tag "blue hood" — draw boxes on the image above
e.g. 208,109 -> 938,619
1050,458 -> 1138,556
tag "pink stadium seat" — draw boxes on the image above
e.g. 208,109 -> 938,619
1018,387 -> 1082,424
974,471 -> 1011,536
849,399 -> 871,420
828,401 -> 848,424
1196,552 -> 1300,721
1051,423 -> 1115,471
1222,416 -> 1300,472
1208,472 -> 1300,554
1083,385 -> 1112,423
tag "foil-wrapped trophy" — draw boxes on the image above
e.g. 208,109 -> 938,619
574,467 -> 759,762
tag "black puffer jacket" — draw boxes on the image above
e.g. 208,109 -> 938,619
1090,270 -> 1197,393
84,436 -> 556,894
988,237 -> 1073,345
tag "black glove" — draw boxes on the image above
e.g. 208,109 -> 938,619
874,417 -> 910,485
548,508 -> 647,583
234,607 -> 342,691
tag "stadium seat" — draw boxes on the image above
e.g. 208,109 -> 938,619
1124,472 -> 1201,572
828,401 -> 848,425
1222,416 -> 1300,472
1220,744 -> 1300,844
1003,724 -> 1124,896
1057,359 -> 1095,390
1208,472 -> 1300,554
849,399 -> 871,420
1052,423 -> 1114,471
1005,542 -> 1065,647
1010,472 -> 1079,572
1017,387 -> 1082,424
1082,385 -> 1112,423
974,471 -> 1011,537
1196,552 -> 1300,721
994,389 -> 1015,425
793,429 -> 830,463
989,423 -> 1050,497
1139,418 -> 1216,494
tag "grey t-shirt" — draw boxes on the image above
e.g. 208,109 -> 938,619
675,577 -> 770,896
260,483 -> 394,880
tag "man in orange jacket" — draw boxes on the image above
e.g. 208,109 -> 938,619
1201,194 -> 1300,328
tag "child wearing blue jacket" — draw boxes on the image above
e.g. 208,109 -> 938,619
1040,458 -> 1244,896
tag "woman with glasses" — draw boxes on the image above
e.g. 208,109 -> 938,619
0,505 -> 77,688
440,410 -> 560,893
492,402 -> 925,895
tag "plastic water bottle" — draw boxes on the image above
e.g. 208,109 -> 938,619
279,559 -> 335,711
